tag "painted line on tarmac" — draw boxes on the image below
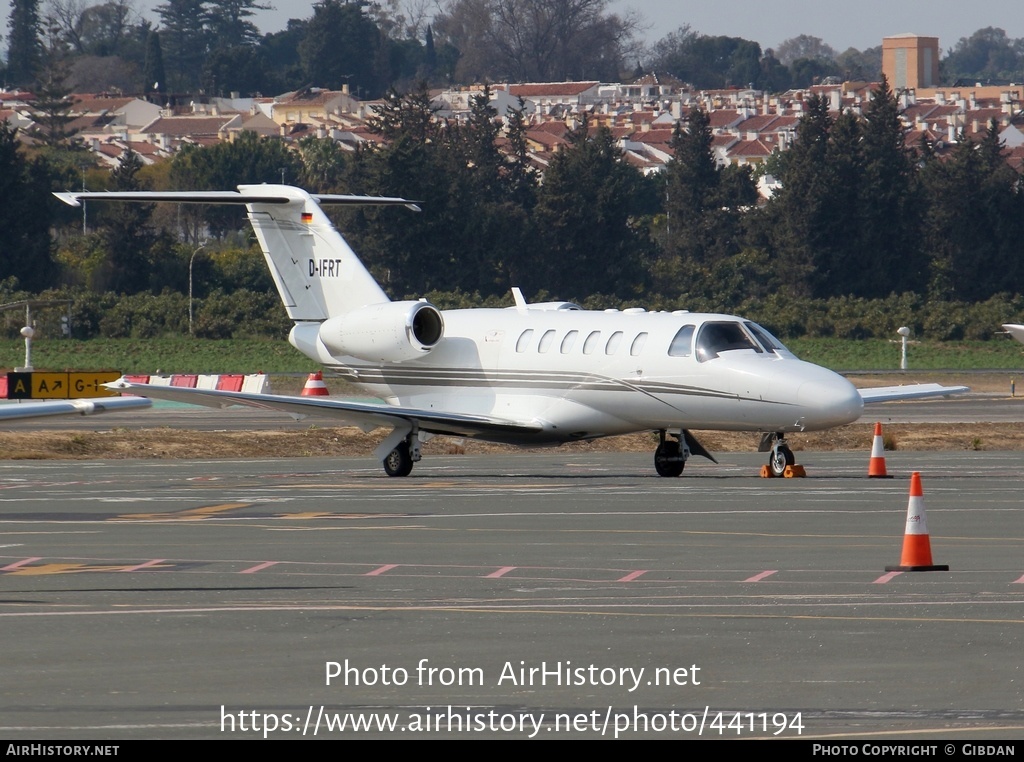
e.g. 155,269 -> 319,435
240,561 -> 278,574
113,502 -> 252,521
365,563 -> 399,576
484,566 -> 516,578
1,557 -> 41,571
616,570 -> 648,582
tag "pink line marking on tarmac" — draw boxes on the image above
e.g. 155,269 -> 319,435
2,557 -> 41,571
1013,574 -> 1024,584
240,562 -> 278,574
485,566 -> 516,578
365,564 -> 398,576
121,559 -> 166,572
873,571 -> 902,584
617,570 -> 648,582
744,570 -> 778,582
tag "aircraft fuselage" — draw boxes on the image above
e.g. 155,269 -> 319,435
289,307 -> 864,444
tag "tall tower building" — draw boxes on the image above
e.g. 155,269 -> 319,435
882,34 -> 940,89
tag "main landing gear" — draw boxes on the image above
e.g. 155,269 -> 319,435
760,432 -> 794,477
383,432 -> 422,477
653,429 -> 717,477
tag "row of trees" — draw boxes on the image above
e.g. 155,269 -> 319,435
5,0 -> 1024,97
3,79 -> 1022,317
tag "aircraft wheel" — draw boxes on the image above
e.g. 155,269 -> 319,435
654,441 -> 684,477
769,444 -> 794,477
383,441 -> 414,477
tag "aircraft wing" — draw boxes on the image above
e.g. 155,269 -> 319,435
104,381 -> 543,439
858,383 -> 969,404
0,397 -> 151,421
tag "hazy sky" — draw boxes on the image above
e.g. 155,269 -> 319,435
617,0 -> 1024,53
3,1 -> 1023,60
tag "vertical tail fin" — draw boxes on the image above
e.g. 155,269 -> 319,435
240,185 -> 389,321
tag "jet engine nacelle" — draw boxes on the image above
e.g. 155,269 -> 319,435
318,300 -> 444,363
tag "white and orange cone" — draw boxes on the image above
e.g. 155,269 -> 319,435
885,472 -> 949,572
300,370 -> 330,397
868,422 -> 892,478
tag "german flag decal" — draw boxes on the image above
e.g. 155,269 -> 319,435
301,212 -> 313,223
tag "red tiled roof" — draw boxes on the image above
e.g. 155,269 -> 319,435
71,94 -> 134,113
629,128 -> 673,145
510,82 -> 599,97
142,116 -> 235,136
525,129 -> 569,148
275,89 -> 347,106
728,138 -> 773,158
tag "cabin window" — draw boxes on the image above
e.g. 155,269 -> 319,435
583,331 -> 601,354
516,329 -> 534,353
560,330 -> 578,353
668,325 -> 695,357
695,321 -> 761,362
538,329 -> 556,353
605,331 -> 623,355
630,332 -> 648,356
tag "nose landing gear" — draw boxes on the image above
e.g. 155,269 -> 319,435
759,432 -> 799,478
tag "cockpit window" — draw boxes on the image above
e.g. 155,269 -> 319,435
744,322 -> 790,353
695,321 -> 762,362
668,325 -> 695,357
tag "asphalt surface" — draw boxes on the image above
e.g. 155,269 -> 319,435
1,451 -> 1023,740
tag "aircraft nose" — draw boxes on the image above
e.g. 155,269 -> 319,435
796,372 -> 864,429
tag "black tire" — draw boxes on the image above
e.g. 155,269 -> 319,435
654,441 -> 684,477
383,441 -> 414,477
769,445 -> 794,477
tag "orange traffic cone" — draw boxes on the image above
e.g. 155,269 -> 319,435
885,472 -> 948,572
868,422 -> 892,478
300,370 -> 330,397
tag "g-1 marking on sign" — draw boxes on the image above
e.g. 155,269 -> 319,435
6,372 -> 121,400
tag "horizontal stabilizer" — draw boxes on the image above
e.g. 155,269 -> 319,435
0,396 -> 151,421
54,190 -> 420,211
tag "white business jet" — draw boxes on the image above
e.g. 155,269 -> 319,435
55,185 -> 965,477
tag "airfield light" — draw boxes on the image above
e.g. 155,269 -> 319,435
19,325 -> 35,372
897,326 -> 910,370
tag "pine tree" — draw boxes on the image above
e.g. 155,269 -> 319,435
765,93 -> 833,297
533,121 -> 652,299
155,0 -> 209,92
6,0 -> 42,86
661,106 -> 755,289
206,0 -> 269,49
142,30 -> 166,97
104,149 -> 157,294
0,123 -> 57,290
859,75 -> 924,296
31,21 -> 77,147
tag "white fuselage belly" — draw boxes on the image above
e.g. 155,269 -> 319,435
290,308 -> 864,443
